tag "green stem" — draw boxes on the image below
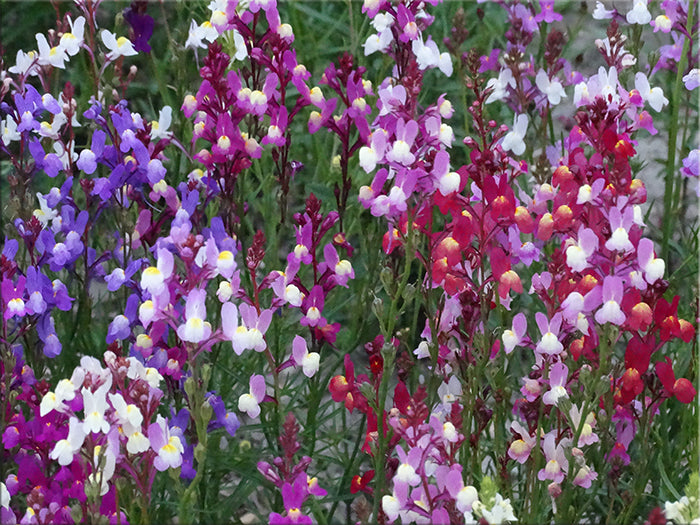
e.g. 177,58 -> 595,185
661,0 -> 694,262
371,214 -> 416,521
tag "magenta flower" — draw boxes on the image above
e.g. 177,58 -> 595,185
300,286 -> 325,328
269,474 -> 312,524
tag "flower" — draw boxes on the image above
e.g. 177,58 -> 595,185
501,114 -> 528,156
291,336 -> 320,378
148,415 -> 184,471
101,30 -> 138,61
536,70 -> 566,105
82,379 -> 112,435
176,288 -> 212,344
626,0 -> 651,24
50,417 -> 86,466
238,374 -> 266,418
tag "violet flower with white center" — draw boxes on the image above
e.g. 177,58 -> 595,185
321,244 -> 354,287
565,226 -> 598,272
543,361 -> 569,406
637,238 -> 665,284
605,206 -> 634,252
536,70 -> 566,106
359,129 -> 388,173
239,374 -> 266,418
535,312 -> 564,356
594,275 -> 626,325
176,288 -> 213,344
569,405 -> 599,447
502,312 -> 527,354
140,246 -> 174,296
148,415 -> 184,471
386,119 -> 418,165
538,432 -> 570,484
394,446 -> 422,486
291,336 -> 320,378
508,421 -> 537,464
501,114 -> 528,156
443,466 -> 479,513
300,285 -> 326,328
271,261 -> 304,307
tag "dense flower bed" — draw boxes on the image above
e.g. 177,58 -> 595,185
0,0 -> 698,523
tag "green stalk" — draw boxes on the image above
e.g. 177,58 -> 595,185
371,217 -> 416,521
661,0 -> 694,262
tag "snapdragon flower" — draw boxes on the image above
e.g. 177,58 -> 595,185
148,415 -> 184,471
536,70 -> 566,105
239,374 -> 266,418
291,336 -> 320,378
35,33 -> 67,68
101,30 -> 138,61
59,16 -> 85,56
501,114 -> 528,156
50,417 -> 86,466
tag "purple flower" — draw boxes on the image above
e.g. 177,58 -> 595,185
535,0 -> 563,23
593,276 -> 626,326
535,312 -> 564,356
207,394 -> 240,437
36,315 -> 61,357
123,1 -> 155,53
269,474 -> 312,525
542,361 -> 569,406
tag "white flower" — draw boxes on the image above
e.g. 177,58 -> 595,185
60,16 -> 85,56
634,72 -> 668,112
501,114 -> 528,156
36,33 -> 67,68
185,20 -> 219,49
626,0 -> 651,25
150,106 -> 172,140
9,49 -> 39,76
592,1 -> 615,19
50,417 -> 86,465
101,30 -> 138,61
486,69 -> 515,104
536,69 -> 566,105
1,115 -> 20,146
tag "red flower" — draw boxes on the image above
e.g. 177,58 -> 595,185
655,357 -> 697,403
